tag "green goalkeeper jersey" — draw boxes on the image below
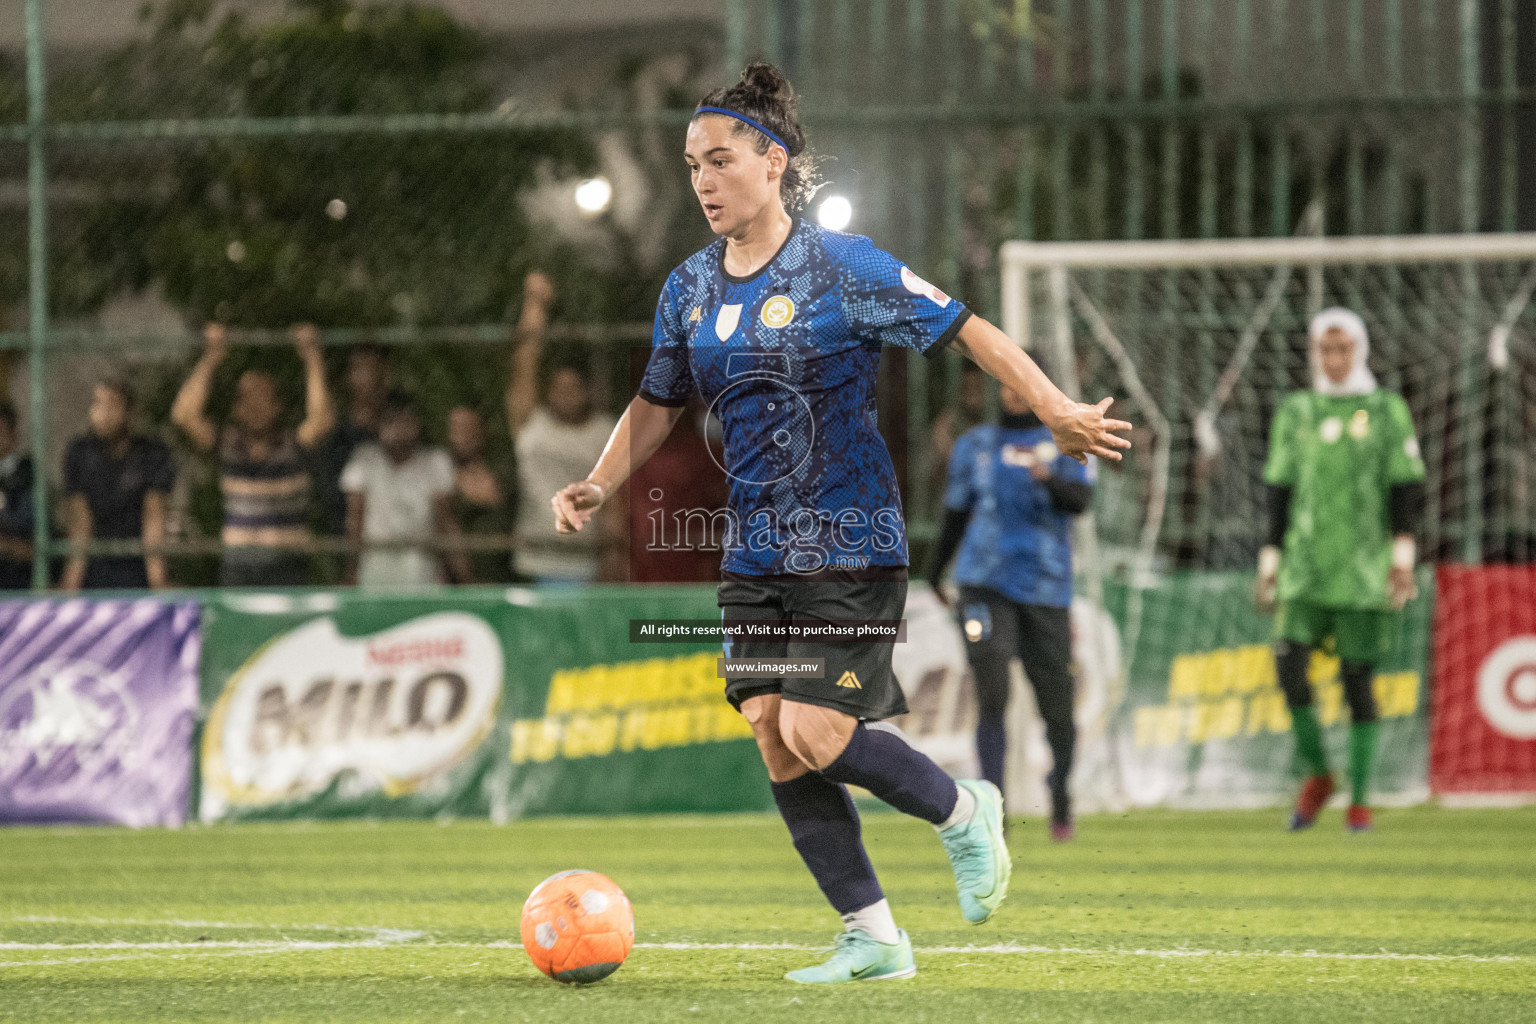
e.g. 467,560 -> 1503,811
1262,389 -> 1426,610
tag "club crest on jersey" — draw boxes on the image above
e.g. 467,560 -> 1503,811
760,294 -> 796,328
715,304 -> 743,341
1348,409 -> 1371,439
900,266 -> 951,308
1001,444 -> 1038,468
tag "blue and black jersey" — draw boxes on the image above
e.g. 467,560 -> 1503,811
639,218 -> 971,576
930,414 -> 1095,608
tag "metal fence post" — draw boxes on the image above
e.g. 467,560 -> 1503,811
25,0 -> 49,591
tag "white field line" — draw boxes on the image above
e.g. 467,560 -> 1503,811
1,933 -> 1529,968
9,914 -> 392,933
631,941 -> 1532,964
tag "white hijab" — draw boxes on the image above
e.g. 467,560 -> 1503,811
1309,307 -> 1377,397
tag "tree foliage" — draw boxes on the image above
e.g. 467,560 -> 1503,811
52,0 -> 596,327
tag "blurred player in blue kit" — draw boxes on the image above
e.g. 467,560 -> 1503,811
928,371 -> 1094,842
549,61 -> 1131,983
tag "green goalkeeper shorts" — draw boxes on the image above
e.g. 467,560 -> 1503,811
1276,599 -> 1390,663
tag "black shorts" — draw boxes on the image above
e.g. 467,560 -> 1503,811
717,566 -> 909,721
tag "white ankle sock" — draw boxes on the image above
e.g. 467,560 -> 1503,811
841,898 -> 900,945
936,783 -> 976,832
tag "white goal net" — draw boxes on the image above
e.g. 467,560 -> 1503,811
991,232 -> 1536,812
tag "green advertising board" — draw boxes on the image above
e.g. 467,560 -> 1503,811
1100,566 -> 1433,807
198,586 -> 772,823
197,569 -> 1434,823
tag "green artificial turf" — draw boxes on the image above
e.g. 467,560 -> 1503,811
1,806 -> 1532,1023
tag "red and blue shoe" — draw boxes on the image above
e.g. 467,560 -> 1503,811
1288,774 -> 1336,831
1346,804 -> 1373,832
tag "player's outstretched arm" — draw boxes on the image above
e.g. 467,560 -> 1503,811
951,314 -> 1131,464
551,396 -> 684,534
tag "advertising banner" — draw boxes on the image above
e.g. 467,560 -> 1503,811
1431,565 -> 1536,795
0,599 -> 200,827
198,586 -> 772,822
1108,568 -> 1433,808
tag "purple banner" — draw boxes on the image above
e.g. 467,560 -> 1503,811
0,599 -> 200,827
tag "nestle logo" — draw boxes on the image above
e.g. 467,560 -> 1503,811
365,635 -> 465,667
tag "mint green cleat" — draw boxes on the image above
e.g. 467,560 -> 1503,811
938,779 -> 1011,924
783,929 -> 916,984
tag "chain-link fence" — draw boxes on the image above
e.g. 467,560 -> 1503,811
3,0 -> 1533,590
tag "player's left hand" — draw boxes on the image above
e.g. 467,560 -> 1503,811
1388,565 -> 1417,610
552,480 -> 605,534
1049,396 -> 1132,465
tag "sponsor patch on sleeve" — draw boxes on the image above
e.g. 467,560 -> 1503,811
900,266 -> 952,308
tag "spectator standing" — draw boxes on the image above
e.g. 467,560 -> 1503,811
316,342 -> 392,538
446,404 -> 517,584
342,392 -> 467,587
61,378 -> 176,590
627,395 -> 729,583
171,323 -> 335,587
506,271 -> 618,584
0,401 -> 35,590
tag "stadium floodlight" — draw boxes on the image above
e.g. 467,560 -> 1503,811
817,195 -> 853,231
574,177 -> 613,215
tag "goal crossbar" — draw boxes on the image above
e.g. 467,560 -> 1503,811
1000,232 -> 1536,271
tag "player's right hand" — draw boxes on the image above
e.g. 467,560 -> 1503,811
1049,396 -> 1132,464
1254,545 -> 1280,614
552,480 -> 605,534
1254,573 -> 1278,614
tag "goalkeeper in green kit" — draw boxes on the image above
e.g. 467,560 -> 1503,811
1257,308 -> 1425,833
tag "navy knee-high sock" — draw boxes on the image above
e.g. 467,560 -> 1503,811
819,723 -> 959,825
770,772 -> 884,915
976,718 -> 1007,795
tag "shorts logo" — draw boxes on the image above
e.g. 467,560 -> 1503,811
962,603 -> 992,641
900,266 -> 951,308
760,295 -> 796,328
715,304 -> 743,341
835,670 -> 862,689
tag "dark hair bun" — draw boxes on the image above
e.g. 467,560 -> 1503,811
740,61 -> 792,102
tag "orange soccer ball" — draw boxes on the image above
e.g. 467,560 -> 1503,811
520,869 -> 634,984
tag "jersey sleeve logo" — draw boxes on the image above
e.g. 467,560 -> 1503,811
715,304 -> 743,341
900,266 -> 951,308
760,295 -> 796,328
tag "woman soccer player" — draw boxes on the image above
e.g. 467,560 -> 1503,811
1257,308 -> 1425,833
927,372 -> 1095,843
551,61 -> 1131,983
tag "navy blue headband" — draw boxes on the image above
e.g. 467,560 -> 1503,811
693,105 -> 790,153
